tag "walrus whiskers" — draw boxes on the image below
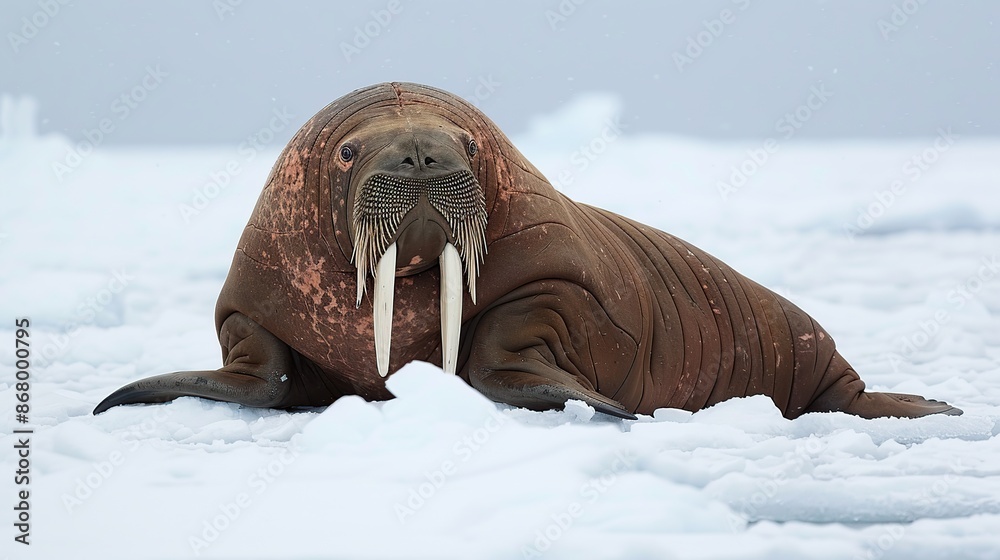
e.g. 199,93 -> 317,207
351,170 -> 488,376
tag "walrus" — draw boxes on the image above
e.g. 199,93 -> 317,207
94,82 -> 961,419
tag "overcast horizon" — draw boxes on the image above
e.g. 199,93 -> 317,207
2,1 -> 998,146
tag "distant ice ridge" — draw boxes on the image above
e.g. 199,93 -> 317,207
0,93 -> 81,182
513,94 -> 1000,240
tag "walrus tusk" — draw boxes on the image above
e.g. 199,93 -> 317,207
374,242 -> 463,377
439,243 -> 463,375
374,242 -> 397,377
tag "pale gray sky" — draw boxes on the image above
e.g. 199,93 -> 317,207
2,1 -> 997,145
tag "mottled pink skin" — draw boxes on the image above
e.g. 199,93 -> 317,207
216,85 -> 501,400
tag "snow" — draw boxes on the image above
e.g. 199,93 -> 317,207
2,94 -> 1000,559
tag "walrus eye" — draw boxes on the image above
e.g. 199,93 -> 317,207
340,145 -> 354,162
467,139 -> 478,157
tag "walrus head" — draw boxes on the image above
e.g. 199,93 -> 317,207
342,109 -> 488,377
235,82 -> 542,384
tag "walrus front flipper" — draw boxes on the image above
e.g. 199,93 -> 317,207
471,369 -> 637,420
93,313 -> 296,414
465,294 -> 637,420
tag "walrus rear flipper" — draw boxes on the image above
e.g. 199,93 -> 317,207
851,392 -> 963,418
93,313 -> 295,414
803,352 -> 963,419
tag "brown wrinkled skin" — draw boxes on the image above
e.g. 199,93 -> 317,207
95,82 -> 959,418
212,82 -> 910,419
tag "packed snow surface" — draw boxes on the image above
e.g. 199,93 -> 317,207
2,95 -> 1000,559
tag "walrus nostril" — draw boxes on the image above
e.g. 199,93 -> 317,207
424,156 -> 437,167
401,157 -> 414,167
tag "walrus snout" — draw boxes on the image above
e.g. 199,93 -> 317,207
348,128 -> 488,380
380,138 -> 465,274
373,131 -> 470,176
351,168 -> 487,378
392,200 -> 450,276
361,137 -> 464,276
